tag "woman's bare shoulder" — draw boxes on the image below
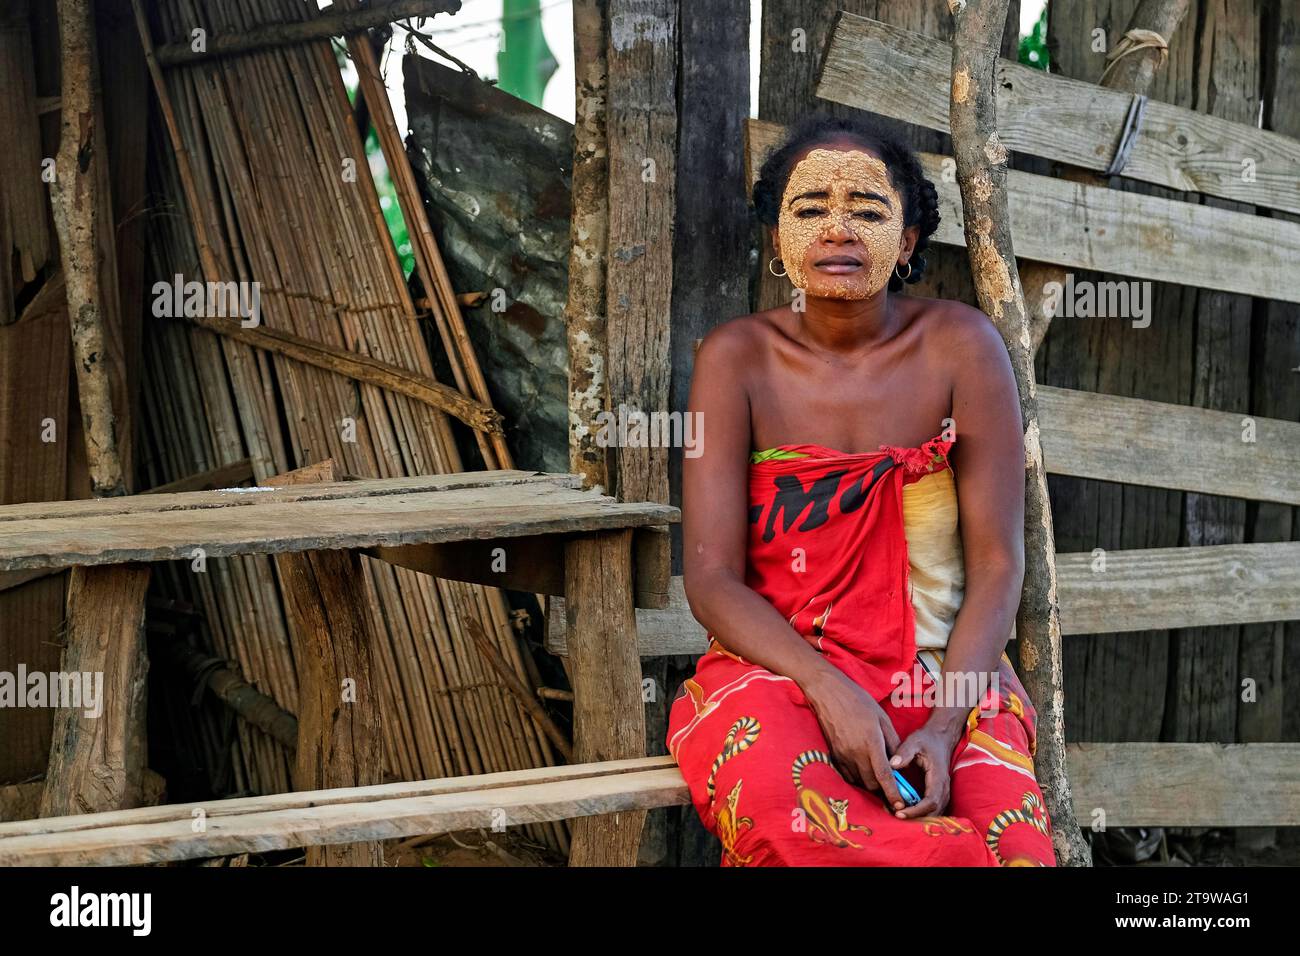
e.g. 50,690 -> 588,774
903,295 -> 1006,359
694,308 -> 787,367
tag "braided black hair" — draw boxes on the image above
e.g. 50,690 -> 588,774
753,113 -> 941,292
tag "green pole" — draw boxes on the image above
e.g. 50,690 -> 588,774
496,0 -> 558,106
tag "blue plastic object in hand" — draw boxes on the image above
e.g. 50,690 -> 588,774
890,769 -> 922,808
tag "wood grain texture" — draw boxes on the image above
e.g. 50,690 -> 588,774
0,470 -> 573,523
1058,541 -> 1300,635
39,564 -> 150,817
604,0 -> 676,510
1168,0 -> 1259,748
0,475 -> 680,571
0,765 -> 690,866
269,461 -> 383,867
0,755 -> 676,839
1067,742 -> 1300,826
52,0 -> 127,497
817,12 -> 1300,214
564,530 -> 647,866
1037,385 -> 1300,505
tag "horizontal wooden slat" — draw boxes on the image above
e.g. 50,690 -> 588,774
747,119 -> 1300,303
1066,743 -> 1300,827
1038,386 -> 1300,506
548,574 -> 707,656
0,475 -> 679,571
0,763 -> 690,866
3,743 -> 1293,863
0,755 -> 673,839
553,540 -> 1300,657
0,469 -> 575,523
1057,541 -> 1300,635
816,13 -> 1300,215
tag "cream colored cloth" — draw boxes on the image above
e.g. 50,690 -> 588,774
902,468 -> 965,649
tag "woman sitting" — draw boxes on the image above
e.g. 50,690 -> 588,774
666,114 -> 1055,867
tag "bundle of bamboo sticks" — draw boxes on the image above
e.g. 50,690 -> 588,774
136,0 -> 565,852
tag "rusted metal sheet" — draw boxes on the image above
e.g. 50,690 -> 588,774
404,56 -> 569,474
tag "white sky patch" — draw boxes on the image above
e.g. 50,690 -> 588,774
1021,0 -> 1048,35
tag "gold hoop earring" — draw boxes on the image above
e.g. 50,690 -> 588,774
895,261 -> 913,281
768,256 -> 787,278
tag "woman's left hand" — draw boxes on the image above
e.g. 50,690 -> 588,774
887,719 -> 963,819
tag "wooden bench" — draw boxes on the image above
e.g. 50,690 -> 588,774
5,740 -> 1297,865
0,468 -> 678,866
0,757 -> 690,866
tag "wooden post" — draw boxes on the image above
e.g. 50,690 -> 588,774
948,0 -> 1090,867
564,530 -> 646,866
40,564 -> 151,817
269,461 -> 384,867
50,0 -> 125,499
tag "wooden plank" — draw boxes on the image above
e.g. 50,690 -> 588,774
1067,743 -> 1300,827
0,765 -> 690,866
39,564 -> 151,817
1037,385 -> 1300,506
269,461 -> 383,867
816,12 -> 1300,215
746,119 -> 1300,303
0,755 -> 675,838
1058,542 -> 1300,635
1164,0 -> 1258,749
551,537 -> 1300,658
0,480 -> 680,572
603,0 -> 678,616
0,470 -> 575,523
547,575 -> 708,657
565,530 -> 647,866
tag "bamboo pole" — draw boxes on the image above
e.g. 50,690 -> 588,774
51,0 -> 125,497
339,1 -> 509,469
947,0 -> 1091,867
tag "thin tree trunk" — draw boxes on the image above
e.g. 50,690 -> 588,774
51,0 -> 124,498
948,0 -> 1090,867
566,0 -> 611,492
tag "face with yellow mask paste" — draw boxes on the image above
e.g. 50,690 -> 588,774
776,146 -> 906,299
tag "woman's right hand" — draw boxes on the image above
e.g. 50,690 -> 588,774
802,668 -> 908,811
